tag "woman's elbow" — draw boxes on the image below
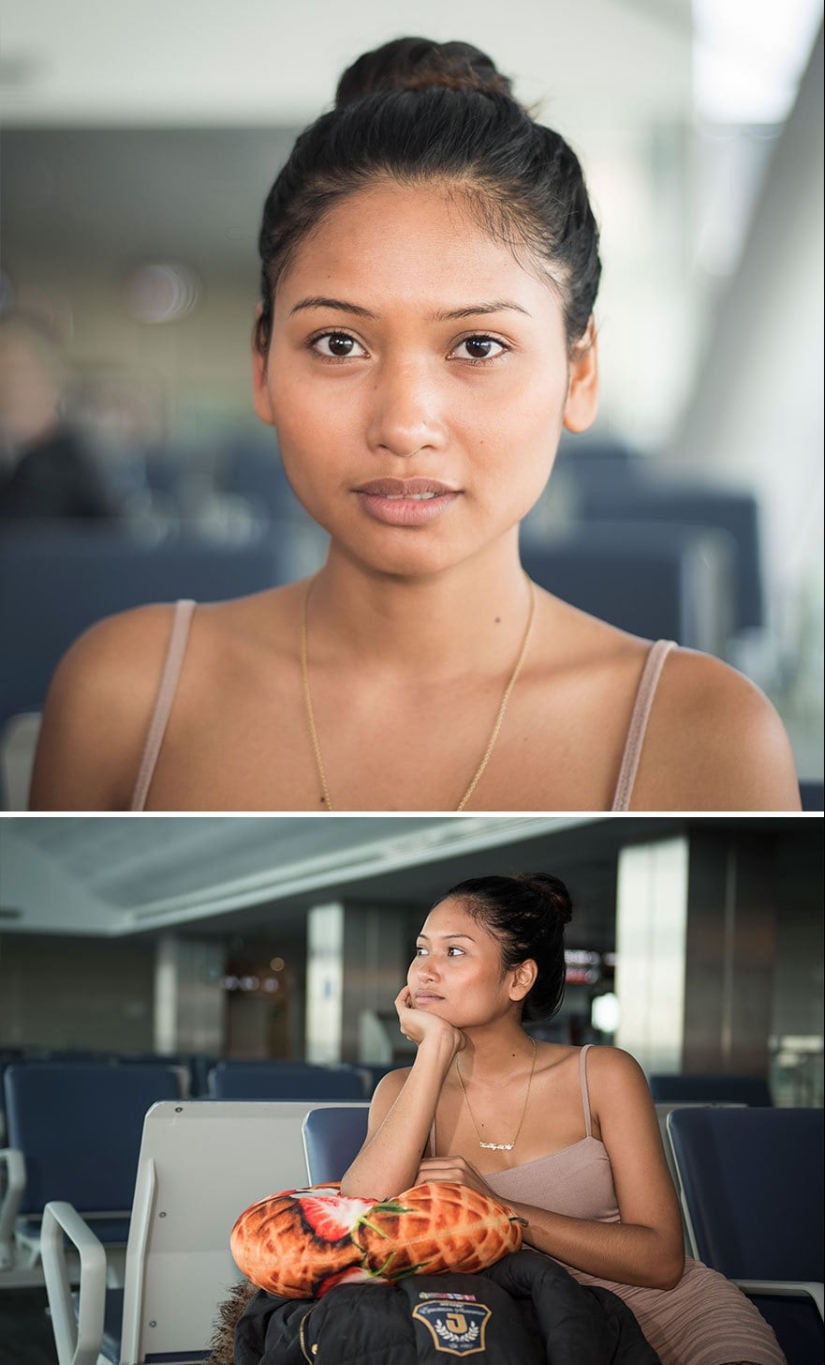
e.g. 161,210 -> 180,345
651,1243 -> 685,1291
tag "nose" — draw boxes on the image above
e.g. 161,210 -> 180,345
413,956 -> 440,985
366,356 -> 447,459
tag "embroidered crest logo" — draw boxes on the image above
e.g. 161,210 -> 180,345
412,1300 -> 492,1356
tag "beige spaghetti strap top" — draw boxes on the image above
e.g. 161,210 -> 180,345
129,599 -> 196,812
129,599 -> 675,812
610,638 -> 675,812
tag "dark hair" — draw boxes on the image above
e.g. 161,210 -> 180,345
435,872 -> 573,1022
256,36 -> 600,357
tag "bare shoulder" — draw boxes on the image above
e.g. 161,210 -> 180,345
584,1045 -> 648,1092
584,1046 -> 657,1128
29,603 -> 182,810
632,646 -> 800,810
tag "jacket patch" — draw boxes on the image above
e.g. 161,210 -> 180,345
412,1300 -> 491,1356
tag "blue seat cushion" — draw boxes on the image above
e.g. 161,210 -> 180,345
747,1293 -> 823,1365
21,1215 -> 132,1245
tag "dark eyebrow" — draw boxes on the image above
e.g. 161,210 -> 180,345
289,297 -> 531,321
290,296 -> 377,319
433,301 -> 531,321
416,932 -> 475,942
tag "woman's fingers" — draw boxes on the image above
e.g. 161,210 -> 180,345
414,1156 -> 496,1199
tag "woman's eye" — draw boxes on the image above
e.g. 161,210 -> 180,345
452,335 -> 507,363
311,331 -> 366,359
446,945 -> 465,956
415,946 -> 428,957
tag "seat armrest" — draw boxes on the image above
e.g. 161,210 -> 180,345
41,1201 -> 107,1365
0,1147 -> 26,1267
734,1278 -> 825,1320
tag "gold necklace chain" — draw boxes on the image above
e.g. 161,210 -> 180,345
455,1038 -> 537,1152
299,573 -> 536,812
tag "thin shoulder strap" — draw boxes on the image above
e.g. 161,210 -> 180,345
130,600 -> 196,812
579,1044 -> 594,1138
611,639 -> 676,812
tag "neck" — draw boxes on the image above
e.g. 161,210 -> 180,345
455,1021 -> 535,1082
307,535 -> 531,677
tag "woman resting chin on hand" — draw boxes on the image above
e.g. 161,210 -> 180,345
340,872 -> 786,1365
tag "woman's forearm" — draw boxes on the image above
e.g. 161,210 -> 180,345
509,1200 -> 684,1291
339,1036 -> 458,1198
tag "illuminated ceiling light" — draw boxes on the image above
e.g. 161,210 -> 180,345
693,0 -> 822,124
591,993 -> 620,1034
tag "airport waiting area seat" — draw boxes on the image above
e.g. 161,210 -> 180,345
799,780 -> 824,812
208,1060 -> 366,1101
41,1098 -> 358,1365
520,520 -> 734,656
649,1073 -> 773,1107
0,526 -> 290,732
302,1104 -> 370,1185
666,1107 -> 824,1365
0,1063 -> 181,1271
576,484 -> 764,634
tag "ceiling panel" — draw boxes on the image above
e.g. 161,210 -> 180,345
0,815 -> 590,933
1,0 -> 692,128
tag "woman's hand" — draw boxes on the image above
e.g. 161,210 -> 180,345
394,986 -> 465,1055
413,1155 -> 502,1202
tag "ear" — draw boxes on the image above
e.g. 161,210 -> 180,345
508,958 -> 538,1003
251,305 -> 276,427
562,316 -> 599,433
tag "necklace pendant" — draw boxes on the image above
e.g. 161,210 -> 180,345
479,1141 -> 514,1151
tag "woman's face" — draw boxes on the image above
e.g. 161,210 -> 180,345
407,896 -> 527,1029
253,179 -> 597,578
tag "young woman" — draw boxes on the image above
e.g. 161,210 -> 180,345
29,38 -> 800,811
340,873 -> 786,1365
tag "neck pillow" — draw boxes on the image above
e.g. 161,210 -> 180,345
230,1181 -> 524,1299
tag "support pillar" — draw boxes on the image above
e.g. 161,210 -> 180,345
154,934 -> 225,1055
305,901 -> 409,1064
615,831 -> 776,1077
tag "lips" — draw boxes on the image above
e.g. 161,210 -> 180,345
354,478 -> 460,527
354,478 -> 458,498
414,992 -> 445,1004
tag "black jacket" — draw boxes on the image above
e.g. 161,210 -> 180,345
234,1250 -> 661,1364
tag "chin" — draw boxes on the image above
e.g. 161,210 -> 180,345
338,525 -> 475,579
415,999 -> 455,1020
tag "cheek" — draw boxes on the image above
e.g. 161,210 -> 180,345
268,369 -> 327,451
465,374 -> 566,481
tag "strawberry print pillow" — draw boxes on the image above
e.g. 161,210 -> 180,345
230,1181 -> 524,1299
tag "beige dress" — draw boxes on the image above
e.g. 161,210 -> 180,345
469,1046 -> 786,1365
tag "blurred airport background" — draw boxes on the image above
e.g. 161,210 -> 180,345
1,813 -> 822,1107
0,0 -> 823,804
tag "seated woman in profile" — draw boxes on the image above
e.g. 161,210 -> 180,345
30,38 -> 800,812
340,872 -> 786,1365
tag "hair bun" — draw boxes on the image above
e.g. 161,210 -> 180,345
335,36 -> 514,108
514,872 -> 573,926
